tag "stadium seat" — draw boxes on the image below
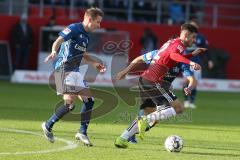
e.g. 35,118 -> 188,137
75,8 -> 85,20
206,0 -> 240,4
55,7 -> 68,19
44,7 -> 53,17
28,5 -> 40,17
204,0 -> 240,27
66,8 -> 85,20
218,18 -> 240,27
205,0 -> 240,17
218,6 -> 240,17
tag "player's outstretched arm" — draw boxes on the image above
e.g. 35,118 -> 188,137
44,36 -> 64,63
192,48 -> 207,56
115,55 -> 144,81
83,52 -> 106,73
170,52 -> 191,64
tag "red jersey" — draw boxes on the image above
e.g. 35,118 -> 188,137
141,38 -> 192,82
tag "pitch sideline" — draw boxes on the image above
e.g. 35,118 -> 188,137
0,128 -> 78,155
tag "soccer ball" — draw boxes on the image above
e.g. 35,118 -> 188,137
164,135 -> 183,152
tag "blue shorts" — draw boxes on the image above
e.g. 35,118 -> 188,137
181,63 -> 202,80
181,63 -> 194,77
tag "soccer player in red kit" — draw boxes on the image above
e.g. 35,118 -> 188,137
114,23 -> 206,148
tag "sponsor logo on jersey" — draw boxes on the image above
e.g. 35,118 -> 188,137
177,45 -> 184,53
62,28 -> 71,35
74,44 -> 86,52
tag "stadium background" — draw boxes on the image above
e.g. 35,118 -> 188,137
0,0 -> 240,160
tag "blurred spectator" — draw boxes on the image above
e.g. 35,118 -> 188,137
44,0 -> 69,6
75,0 -> 99,7
103,0 -> 128,21
133,0 -> 156,22
29,0 -> 69,5
29,0 -> 41,4
47,15 -> 56,27
204,48 -> 230,78
140,28 -> 158,54
168,0 -> 185,25
10,14 -> 33,70
42,15 -> 63,52
190,0 -> 205,24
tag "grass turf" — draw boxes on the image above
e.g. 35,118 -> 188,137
0,81 -> 240,160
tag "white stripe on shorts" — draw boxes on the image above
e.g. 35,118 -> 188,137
155,83 -> 173,102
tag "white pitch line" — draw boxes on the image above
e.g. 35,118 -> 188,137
0,128 -> 78,155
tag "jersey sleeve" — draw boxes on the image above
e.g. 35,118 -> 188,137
170,43 -> 190,64
59,24 -> 77,41
183,53 -> 194,59
143,50 -> 158,64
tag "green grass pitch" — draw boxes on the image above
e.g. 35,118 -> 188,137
0,80 -> 240,160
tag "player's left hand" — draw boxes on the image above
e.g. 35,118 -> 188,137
184,87 -> 192,95
44,51 -> 57,63
190,61 -> 201,70
94,63 -> 106,73
192,48 -> 207,56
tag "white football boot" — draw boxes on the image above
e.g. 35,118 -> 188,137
75,132 -> 93,147
41,122 -> 55,143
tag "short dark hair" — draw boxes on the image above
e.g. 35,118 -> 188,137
181,23 -> 198,33
84,7 -> 104,20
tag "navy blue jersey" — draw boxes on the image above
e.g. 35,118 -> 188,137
184,33 -> 208,65
55,23 -> 89,71
143,50 -> 185,83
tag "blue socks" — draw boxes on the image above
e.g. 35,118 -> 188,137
183,82 -> 197,104
190,88 -> 197,103
80,98 -> 94,135
183,82 -> 189,101
45,97 -> 94,135
46,103 -> 72,131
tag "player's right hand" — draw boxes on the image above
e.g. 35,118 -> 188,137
44,51 -> 57,63
190,61 -> 201,70
115,70 -> 127,81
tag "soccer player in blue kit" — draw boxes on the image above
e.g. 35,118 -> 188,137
41,7 -> 105,146
182,20 -> 214,109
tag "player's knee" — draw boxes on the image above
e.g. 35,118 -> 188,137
63,94 -> 76,105
171,100 -> 184,114
64,102 -> 75,111
175,103 -> 184,114
64,99 -> 74,105
63,97 -> 75,111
